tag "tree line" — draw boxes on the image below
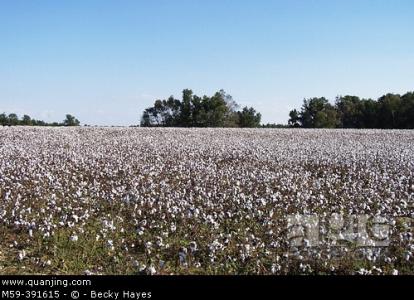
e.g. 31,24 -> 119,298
0,113 -> 80,127
288,92 -> 414,129
141,89 -> 262,128
3,90 -> 412,128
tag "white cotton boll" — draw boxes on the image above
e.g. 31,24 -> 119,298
189,241 -> 197,252
156,237 -> 164,247
17,250 -> 26,261
179,248 -> 188,265
145,241 -> 152,248
147,266 -> 156,275
271,264 -> 281,274
139,264 -> 147,272
136,228 -> 144,236
159,260 -> 165,268
107,240 -> 114,251
70,234 -> 78,242
356,268 -> 368,275
133,260 -> 140,268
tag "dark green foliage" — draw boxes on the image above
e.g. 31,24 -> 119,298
141,89 -> 261,128
336,96 -> 364,128
377,94 -> 401,129
8,113 -> 19,126
289,91 -> 414,129
0,113 -> 81,127
359,99 -> 379,128
237,107 -> 262,128
288,109 -> 301,127
0,113 -> 7,125
63,114 -> 81,126
180,89 -> 193,127
21,115 -> 33,126
299,98 -> 338,128
399,92 -> 414,129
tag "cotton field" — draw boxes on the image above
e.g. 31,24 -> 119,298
0,127 -> 413,275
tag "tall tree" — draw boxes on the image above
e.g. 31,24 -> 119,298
180,89 -> 193,127
300,98 -> 339,128
335,96 -> 363,128
220,90 -> 239,127
204,91 -> 230,127
377,94 -> 401,129
8,113 -> 19,126
21,115 -> 33,126
399,92 -> 414,129
0,113 -> 8,126
288,109 -> 301,127
63,114 -> 80,126
360,99 -> 379,128
237,107 -> 262,128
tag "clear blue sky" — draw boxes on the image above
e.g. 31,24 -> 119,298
1,0 -> 413,125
